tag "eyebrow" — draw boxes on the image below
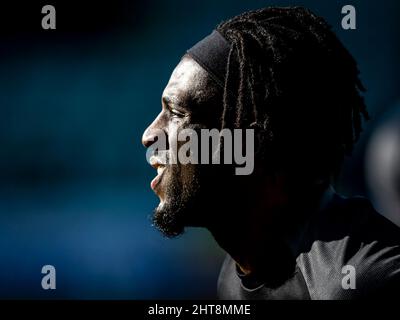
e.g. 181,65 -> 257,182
162,95 -> 187,111
162,96 -> 172,107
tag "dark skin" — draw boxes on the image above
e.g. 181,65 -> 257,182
142,56 -> 311,278
142,56 -> 221,207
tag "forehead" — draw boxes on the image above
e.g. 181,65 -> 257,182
162,56 -> 220,107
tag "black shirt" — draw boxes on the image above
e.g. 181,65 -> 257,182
217,189 -> 400,299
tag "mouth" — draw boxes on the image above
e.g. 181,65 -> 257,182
149,156 -> 166,191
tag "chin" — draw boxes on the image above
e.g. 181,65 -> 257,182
151,187 -> 203,237
150,163 -> 228,236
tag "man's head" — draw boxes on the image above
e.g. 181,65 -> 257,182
142,7 -> 369,237
142,57 -> 224,237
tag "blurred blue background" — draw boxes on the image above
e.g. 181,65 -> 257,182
0,0 -> 399,299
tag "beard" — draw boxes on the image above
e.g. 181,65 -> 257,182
152,162 -> 235,238
152,162 -> 201,238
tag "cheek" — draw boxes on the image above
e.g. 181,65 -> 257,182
167,119 -> 191,158
168,124 -> 179,159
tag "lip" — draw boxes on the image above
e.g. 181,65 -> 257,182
149,156 -> 166,191
151,166 -> 166,190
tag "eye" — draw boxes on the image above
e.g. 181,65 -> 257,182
170,108 -> 185,118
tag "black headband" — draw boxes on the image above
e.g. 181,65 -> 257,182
186,30 -> 234,88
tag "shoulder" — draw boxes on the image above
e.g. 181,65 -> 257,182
297,194 -> 400,299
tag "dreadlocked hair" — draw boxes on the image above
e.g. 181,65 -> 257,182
216,6 -> 369,180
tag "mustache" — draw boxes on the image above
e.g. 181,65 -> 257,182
146,148 -> 171,166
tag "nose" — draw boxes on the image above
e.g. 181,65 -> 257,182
142,113 -> 165,148
142,125 -> 158,148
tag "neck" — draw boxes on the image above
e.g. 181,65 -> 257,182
209,181 -> 328,280
209,203 -> 291,277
